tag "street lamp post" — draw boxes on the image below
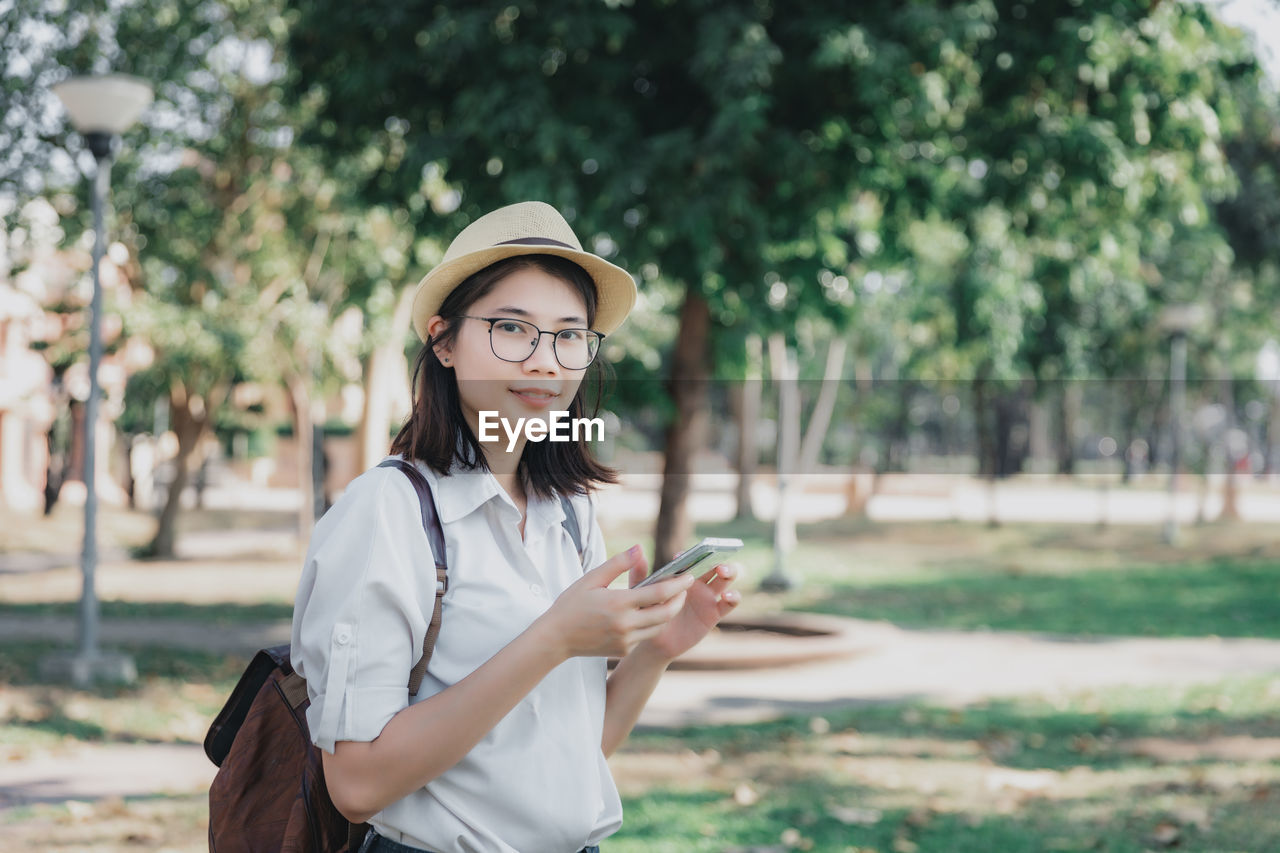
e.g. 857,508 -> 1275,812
41,74 -> 152,687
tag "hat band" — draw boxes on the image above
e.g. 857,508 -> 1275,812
495,236 -> 577,249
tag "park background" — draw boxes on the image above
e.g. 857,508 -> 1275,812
3,0 -> 1280,850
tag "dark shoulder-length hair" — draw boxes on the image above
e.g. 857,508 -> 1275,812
390,254 -> 619,499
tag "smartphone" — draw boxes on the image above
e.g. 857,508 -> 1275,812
635,537 -> 744,588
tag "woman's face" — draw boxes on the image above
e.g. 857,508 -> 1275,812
428,265 -> 593,442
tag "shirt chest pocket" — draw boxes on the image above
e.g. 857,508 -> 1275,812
429,511 -> 585,677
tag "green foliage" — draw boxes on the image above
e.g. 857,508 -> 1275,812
9,2 -> 421,442
286,0 -> 876,352
284,0 -> 1279,432
10,0 -> 1280,474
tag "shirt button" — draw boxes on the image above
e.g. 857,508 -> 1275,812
529,583 -> 543,597
336,630 -> 351,645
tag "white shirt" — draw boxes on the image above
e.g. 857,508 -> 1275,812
291,454 -> 623,853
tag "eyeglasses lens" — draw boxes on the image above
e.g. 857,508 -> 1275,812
489,319 -> 599,370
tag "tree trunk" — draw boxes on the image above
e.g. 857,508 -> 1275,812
67,398 -> 86,483
974,376 -> 995,479
994,392 -> 1011,477
729,333 -> 762,521
993,386 -> 1025,479
797,336 -> 847,473
760,333 -> 800,591
194,451 -> 209,510
288,375 -> 316,544
654,290 -> 711,568
1120,379 -> 1141,484
1267,389 -> 1280,477
973,376 -> 1001,526
885,381 -> 912,473
149,392 -> 207,558
121,432 -> 136,510
1028,394 -> 1052,473
1220,377 -> 1241,521
43,396 -> 71,516
1056,381 -> 1081,476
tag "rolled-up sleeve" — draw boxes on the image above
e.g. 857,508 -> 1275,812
291,469 -> 432,754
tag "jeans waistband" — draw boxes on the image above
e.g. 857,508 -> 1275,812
361,829 -> 599,853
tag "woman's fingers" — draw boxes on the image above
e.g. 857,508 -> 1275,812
697,562 -> 741,596
624,625 -> 665,652
716,588 -> 742,618
627,590 -> 687,630
625,574 -> 694,608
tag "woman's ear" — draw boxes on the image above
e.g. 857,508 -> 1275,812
426,315 -> 452,365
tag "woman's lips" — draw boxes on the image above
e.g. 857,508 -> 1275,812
510,388 -> 559,409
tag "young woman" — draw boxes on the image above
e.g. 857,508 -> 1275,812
291,201 -> 742,853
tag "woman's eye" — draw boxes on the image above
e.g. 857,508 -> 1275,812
496,322 -> 526,334
557,329 -> 584,342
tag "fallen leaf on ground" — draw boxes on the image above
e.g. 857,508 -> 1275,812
904,807 -> 934,827
829,805 -> 882,826
1150,821 -> 1181,847
65,800 -> 95,822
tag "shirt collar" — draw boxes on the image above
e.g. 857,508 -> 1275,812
524,488 -> 567,545
393,454 -> 566,540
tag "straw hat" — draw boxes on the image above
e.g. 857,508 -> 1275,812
410,201 -> 637,341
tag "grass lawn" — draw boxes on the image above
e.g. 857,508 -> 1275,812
683,516 -> 1280,639
0,599 -> 295,624
608,677 -> 1280,852
0,643 -> 246,751
7,515 -> 1278,638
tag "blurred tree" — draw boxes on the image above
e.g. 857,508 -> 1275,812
848,1 -> 1264,485
285,0 -> 1280,558
9,0 -> 410,552
285,0 -> 959,563
1211,40 -> 1280,481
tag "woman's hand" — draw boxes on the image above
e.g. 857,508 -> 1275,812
629,560 -> 742,664
536,545 -> 694,661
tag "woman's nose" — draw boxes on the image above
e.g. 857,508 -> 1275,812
523,332 -> 560,372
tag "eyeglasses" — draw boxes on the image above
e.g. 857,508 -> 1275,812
458,316 -> 604,371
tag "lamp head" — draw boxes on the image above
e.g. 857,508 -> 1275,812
1157,304 -> 1207,336
53,74 -> 153,143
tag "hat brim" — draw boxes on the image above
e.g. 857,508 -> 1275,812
411,245 -> 638,342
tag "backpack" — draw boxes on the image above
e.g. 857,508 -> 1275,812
204,458 -> 587,852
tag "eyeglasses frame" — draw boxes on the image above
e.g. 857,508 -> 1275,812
456,315 -> 605,371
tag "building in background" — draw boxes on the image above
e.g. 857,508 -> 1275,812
0,279 -> 55,511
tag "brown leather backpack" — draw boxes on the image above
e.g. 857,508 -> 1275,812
204,458 -> 585,852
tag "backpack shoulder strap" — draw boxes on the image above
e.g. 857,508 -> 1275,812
557,492 -> 588,567
377,458 -> 446,697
